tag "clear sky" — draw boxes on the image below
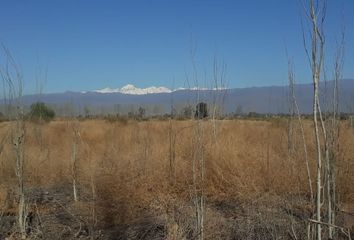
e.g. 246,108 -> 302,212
0,0 -> 353,94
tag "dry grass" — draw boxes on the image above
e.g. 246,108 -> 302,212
0,118 -> 353,239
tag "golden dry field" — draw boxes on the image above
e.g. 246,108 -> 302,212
0,118 -> 353,239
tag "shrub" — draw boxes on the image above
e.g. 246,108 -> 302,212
180,105 -> 193,119
195,102 -> 208,119
29,102 -> 55,122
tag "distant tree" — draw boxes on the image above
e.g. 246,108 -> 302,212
235,105 -> 243,116
29,102 -> 55,122
181,105 -> 193,119
247,111 -> 261,118
127,111 -> 135,118
195,102 -> 208,119
0,112 -> 4,121
138,106 -> 146,119
84,106 -> 90,118
170,106 -> 177,119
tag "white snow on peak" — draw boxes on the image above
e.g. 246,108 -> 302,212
94,84 -> 172,95
95,87 -> 120,93
93,84 -> 228,95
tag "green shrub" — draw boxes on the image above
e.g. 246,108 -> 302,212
29,102 -> 55,122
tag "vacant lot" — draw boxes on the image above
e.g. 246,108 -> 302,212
0,119 -> 353,239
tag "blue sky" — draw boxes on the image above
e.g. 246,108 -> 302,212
0,0 -> 353,94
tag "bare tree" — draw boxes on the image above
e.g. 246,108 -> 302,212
168,87 -> 177,185
71,121 -> 80,202
33,62 -> 48,150
187,38 -> 205,240
0,45 -> 27,239
301,1 -> 350,239
211,56 -> 227,143
287,56 -> 313,202
301,0 -> 326,239
325,28 -> 345,239
287,56 -> 296,159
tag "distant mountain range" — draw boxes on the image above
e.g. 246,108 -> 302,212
2,79 -> 354,116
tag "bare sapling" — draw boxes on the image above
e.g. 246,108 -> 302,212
0,45 -> 28,239
325,28 -> 345,239
302,0 -> 326,239
301,1 -> 350,239
33,64 -> 48,150
287,57 -> 313,201
168,93 -> 176,185
192,109 -> 205,240
188,39 -> 205,240
83,140 -> 97,239
89,167 -> 97,240
287,57 -> 296,160
211,56 -> 227,144
71,121 -> 80,202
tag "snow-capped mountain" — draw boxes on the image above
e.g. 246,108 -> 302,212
94,84 -> 172,95
93,84 -> 226,95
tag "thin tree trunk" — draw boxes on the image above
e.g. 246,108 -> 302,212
314,82 -> 322,240
287,57 -> 313,201
1,45 -> 27,239
71,123 -> 80,202
15,120 -> 27,239
307,1 -> 326,238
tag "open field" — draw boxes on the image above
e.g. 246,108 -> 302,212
0,118 -> 353,239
